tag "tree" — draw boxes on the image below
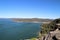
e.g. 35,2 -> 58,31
48,18 -> 60,30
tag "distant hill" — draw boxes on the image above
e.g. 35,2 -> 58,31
11,18 -> 53,23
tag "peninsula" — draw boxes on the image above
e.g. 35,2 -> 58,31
11,18 -> 52,24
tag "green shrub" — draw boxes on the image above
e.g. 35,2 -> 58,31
40,18 -> 60,35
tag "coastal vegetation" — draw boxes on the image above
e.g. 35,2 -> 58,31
40,18 -> 60,37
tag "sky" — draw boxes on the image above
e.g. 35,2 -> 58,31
0,0 -> 60,19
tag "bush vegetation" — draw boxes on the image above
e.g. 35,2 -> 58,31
40,18 -> 60,35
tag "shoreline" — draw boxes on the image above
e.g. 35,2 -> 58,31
12,21 -> 50,24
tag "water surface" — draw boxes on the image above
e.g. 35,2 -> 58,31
0,19 -> 41,40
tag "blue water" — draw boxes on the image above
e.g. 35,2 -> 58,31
0,19 -> 41,40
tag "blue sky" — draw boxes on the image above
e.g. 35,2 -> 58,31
0,0 -> 60,19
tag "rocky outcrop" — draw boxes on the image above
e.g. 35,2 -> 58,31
44,29 -> 60,40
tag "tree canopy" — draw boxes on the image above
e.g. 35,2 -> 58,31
41,18 -> 60,34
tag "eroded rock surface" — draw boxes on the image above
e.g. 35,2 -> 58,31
44,29 -> 60,40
